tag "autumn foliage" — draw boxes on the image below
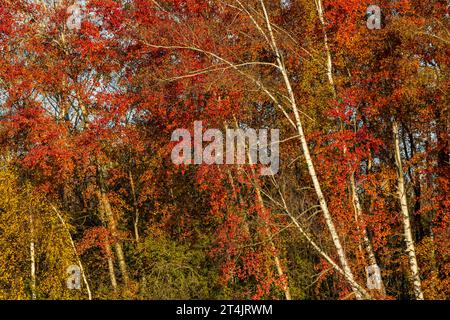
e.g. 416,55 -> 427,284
0,0 -> 448,300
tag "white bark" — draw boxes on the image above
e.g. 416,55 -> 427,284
313,0 -> 335,92
97,194 -> 118,292
129,169 -> 140,243
393,121 -> 424,300
107,251 -> 118,292
29,212 -> 36,300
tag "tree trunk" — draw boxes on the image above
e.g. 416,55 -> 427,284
29,212 -> 37,300
129,169 -> 140,243
313,0 -> 335,92
97,196 -> 118,292
393,121 -> 424,300
107,248 -> 118,292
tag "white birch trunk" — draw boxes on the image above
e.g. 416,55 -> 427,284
129,169 -> 140,243
29,212 -> 36,300
107,251 -> 118,292
393,121 -> 424,300
97,194 -> 119,292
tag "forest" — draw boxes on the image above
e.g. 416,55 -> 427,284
0,0 -> 448,300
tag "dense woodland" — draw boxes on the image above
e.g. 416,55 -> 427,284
0,0 -> 448,300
